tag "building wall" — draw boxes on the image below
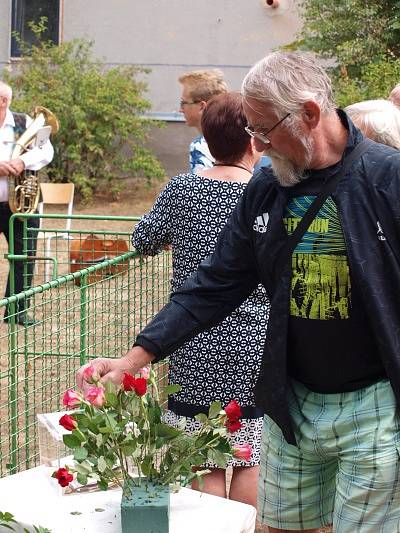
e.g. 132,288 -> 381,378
0,0 -> 301,175
63,0 -> 301,113
0,1 -> 11,71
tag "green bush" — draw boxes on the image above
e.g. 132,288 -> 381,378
4,19 -> 164,199
291,1 -> 400,105
295,1 -> 400,75
333,58 -> 400,107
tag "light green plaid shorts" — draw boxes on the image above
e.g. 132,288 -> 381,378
258,379 -> 400,532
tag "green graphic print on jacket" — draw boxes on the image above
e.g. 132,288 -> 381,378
283,196 -> 350,320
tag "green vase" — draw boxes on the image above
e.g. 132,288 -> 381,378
120,479 -> 170,533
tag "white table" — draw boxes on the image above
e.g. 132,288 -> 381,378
0,466 -> 256,533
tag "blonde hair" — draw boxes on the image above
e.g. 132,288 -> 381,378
178,69 -> 228,102
345,99 -> 400,150
0,81 -> 12,104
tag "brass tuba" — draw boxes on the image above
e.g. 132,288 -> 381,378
8,106 -> 59,214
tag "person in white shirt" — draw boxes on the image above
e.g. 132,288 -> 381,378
0,80 -> 54,325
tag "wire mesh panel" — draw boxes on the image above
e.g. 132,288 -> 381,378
0,214 -> 172,477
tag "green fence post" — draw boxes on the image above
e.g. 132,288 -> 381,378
7,295 -> 18,475
7,215 -> 19,474
80,273 -> 88,366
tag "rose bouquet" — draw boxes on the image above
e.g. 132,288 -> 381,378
52,365 -> 251,495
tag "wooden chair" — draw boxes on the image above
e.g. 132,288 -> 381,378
37,182 -> 75,281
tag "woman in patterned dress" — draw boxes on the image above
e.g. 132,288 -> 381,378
132,92 -> 270,507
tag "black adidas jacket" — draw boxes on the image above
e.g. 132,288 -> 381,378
135,114 -> 400,444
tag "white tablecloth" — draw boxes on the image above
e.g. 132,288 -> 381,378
0,466 -> 256,533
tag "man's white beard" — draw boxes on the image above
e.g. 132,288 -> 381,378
269,133 -> 314,187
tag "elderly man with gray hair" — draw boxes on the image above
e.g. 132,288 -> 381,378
78,51 -> 400,532
345,98 -> 400,149
0,80 -> 54,325
389,82 -> 400,108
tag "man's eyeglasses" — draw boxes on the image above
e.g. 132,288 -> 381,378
180,99 -> 201,107
245,113 -> 290,145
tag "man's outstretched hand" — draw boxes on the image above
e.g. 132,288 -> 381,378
76,346 -> 155,393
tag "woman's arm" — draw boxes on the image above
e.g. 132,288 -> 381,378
132,177 -> 177,256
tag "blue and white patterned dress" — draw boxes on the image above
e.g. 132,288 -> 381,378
132,173 -> 270,466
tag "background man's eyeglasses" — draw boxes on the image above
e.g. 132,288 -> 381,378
180,99 -> 201,107
245,113 -> 290,145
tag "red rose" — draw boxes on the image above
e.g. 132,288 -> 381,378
134,377 -> 147,396
123,373 -> 136,391
59,414 -> 77,431
53,467 -> 73,488
226,418 -> 242,433
224,400 -> 242,422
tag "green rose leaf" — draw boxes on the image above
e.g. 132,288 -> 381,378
74,447 -> 89,461
163,384 -> 182,395
156,423 -> 181,439
98,426 -> 114,434
63,433 -> 82,449
105,391 -> 118,408
76,472 -> 88,485
207,449 -> 228,468
208,401 -> 222,419
98,456 -> 107,473
96,433 -> 103,447
0,511 -> 16,523
98,479 -> 109,491
74,430 -> 87,443
121,444 -> 137,456
194,413 -> 208,424
104,379 -> 118,395
75,460 -> 93,475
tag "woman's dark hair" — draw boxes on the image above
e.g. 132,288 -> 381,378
201,92 -> 250,164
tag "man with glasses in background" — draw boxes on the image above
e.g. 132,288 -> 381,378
79,51 -> 400,532
178,69 -> 227,172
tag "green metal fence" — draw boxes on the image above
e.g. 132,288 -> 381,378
0,213 -> 172,477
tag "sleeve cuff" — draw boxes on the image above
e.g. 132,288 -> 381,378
133,336 -> 165,363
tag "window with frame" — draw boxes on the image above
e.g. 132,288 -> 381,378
11,0 -> 60,58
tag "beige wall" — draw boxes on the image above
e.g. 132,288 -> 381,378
62,0 -> 301,113
62,0 -> 301,174
0,1 -> 11,70
147,122 -> 198,177
0,0 -> 301,175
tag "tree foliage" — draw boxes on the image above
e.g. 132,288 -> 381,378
4,19 -> 164,199
293,0 -> 400,106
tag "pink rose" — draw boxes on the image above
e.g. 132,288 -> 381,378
62,388 -> 81,408
85,386 -> 106,407
233,444 -> 252,461
59,414 -> 77,431
139,366 -> 150,379
82,364 -> 98,384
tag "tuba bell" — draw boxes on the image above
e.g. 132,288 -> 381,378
8,106 -> 59,214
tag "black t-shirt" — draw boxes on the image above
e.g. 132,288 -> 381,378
284,164 -> 386,393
